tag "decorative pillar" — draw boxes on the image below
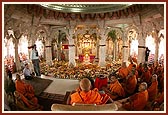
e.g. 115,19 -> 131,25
27,31 -> 36,70
28,38 -> 33,59
137,25 -> 148,64
68,38 -> 76,67
122,32 -> 129,63
45,37 -> 52,65
28,29 -> 36,59
97,20 -> 106,67
114,40 -> 118,61
67,21 -> 76,67
98,34 -> 106,67
13,38 -> 21,72
138,39 -> 146,64
6,43 -> 10,57
154,30 -> 160,62
96,39 -> 99,59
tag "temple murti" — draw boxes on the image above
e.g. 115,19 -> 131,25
3,3 -> 165,112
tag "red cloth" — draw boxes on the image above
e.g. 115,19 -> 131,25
94,77 -> 108,90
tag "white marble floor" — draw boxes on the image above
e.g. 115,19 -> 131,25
42,75 -> 79,95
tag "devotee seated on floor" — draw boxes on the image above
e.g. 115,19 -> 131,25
118,62 -> 129,81
141,65 -> 152,85
152,90 -> 164,111
4,71 -> 16,96
136,63 -> 143,80
15,74 -> 40,108
147,74 -> 158,102
14,91 -> 42,111
127,56 -> 135,72
23,63 -> 35,80
116,82 -> 149,111
102,74 -> 125,101
4,73 -> 16,110
67,78 -> 113,105
122,66 -> 137,97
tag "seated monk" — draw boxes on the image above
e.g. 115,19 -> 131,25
141,66 -> 152,85
152,91 -> 164,111
123,68 -> 137,96
127,57 -> 134,72
14,91 -> 42,111
147,74 -> 158,102
120,82 -> 149,111
69,78 -> 112,105
15,74 -> 38,106
118,62 -> 129,80
136,63 -> 143,80
102,74 -> 125,100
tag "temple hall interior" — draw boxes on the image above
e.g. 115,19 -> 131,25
3,3 -> 165,112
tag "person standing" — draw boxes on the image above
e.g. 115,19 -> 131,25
145,47 -> 150,62
30,44 -> 41,77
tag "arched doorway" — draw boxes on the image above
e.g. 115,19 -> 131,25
145,35 -> 156,64
76,30 -> 97,63
18,35 -> 29,62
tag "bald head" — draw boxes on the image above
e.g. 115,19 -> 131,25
138,82 -> 147,92
152,74 -> 157,79
80,78 -> 91,92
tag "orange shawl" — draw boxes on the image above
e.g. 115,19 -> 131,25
109,80 -> 125,99
70,88 -> 102,105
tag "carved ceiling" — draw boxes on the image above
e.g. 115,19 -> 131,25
4,3 -> 164,39
40,4 -> 132,13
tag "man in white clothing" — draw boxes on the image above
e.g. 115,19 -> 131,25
30,44 -> 41,77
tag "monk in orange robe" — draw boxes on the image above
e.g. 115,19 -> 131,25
121,82 -> 149,111
123,69 -> 137,96
141,66 -> 152,84
154,91 -> 164,105
118,62 -> 129,80
15,74 -> 38,106
147,74 -> 158,102
131,64 -> 138,79
70,78 -> 111,105
152,91 -> 164,111
103,74 -> 125,100
14,91 -> 42,110
127,63 -> 134,72
127,57 -> 134,72
137,63 -> 143,79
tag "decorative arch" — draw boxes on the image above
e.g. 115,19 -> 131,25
125,24 -> 139,41
125,25 -> 139,59
105,27 -> 123,41
35,26 -> 49,41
